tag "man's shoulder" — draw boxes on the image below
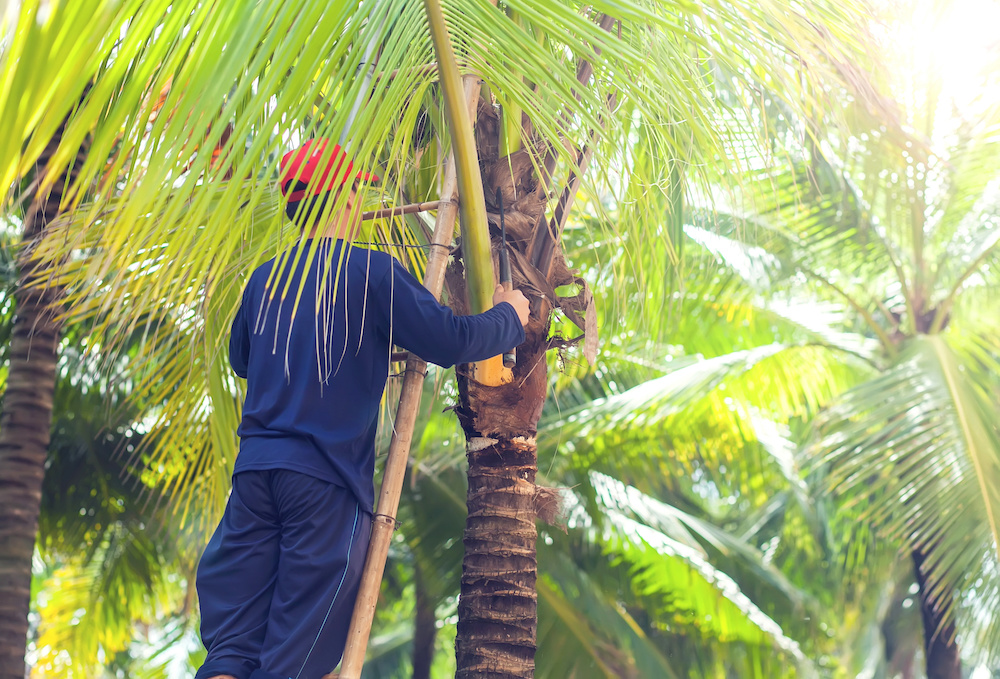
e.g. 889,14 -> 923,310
253,256 -> 279,275
246,257 -> 278,287
345,245 -> 396,284
245,245 -> 399,291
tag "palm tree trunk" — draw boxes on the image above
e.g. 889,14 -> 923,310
434,8 -> 611,676
454,327 -> 548,679
911,548 -> 961,679
0,117 -> 85,677
449,18 -> 612,668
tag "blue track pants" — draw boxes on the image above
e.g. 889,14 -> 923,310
194,470 -> 372,679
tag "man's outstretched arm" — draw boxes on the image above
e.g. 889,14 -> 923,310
379,260 -> 528,368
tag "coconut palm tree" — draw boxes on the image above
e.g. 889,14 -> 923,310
677,151 -> 1000,677
30,348 -> 202,679
1,0 -> 878,674
0,236 -> 201,677
662,3 -> 1000,672
0,108 -> 91,675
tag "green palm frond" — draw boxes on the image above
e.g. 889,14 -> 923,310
810,333 -> 1000,661
537,552 -> 681,679
541,342 -> 852,508
714,163 -> 906,345
111,619 -> 202,679
32,524 -> 182,677
400,455 -> 467,605
359,620 -> 419,679
588,470 -> 813,611
682,216 -> 883,362
548,471 -> 819,677
0,0 -> 134,193
12,0 -> 873,327
932,111 -> 1000,246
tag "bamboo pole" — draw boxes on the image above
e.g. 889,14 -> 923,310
333,74 -> 483,679
361,200 -> 440,221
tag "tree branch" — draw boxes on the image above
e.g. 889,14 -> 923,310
527,14 -> 617,277
534,91 -> 617,279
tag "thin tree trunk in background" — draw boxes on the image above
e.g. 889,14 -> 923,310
911,549 -> 961,679
0,116 -> 86,678
412,566 -> 438,679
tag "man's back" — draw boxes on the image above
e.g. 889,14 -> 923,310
229,238 -> 524,511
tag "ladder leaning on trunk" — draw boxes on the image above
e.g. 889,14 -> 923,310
329,72 -> 486,679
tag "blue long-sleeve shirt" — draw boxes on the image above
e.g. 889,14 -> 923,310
229,239 -> 525,512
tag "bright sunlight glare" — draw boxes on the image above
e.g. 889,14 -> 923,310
888,0 -> 1000,112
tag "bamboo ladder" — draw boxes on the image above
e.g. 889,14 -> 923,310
331,0 -> 505,673
329,74 -> 485,679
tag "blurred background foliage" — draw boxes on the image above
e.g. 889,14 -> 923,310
1,0 -> 999,677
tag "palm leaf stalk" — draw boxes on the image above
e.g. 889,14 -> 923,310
422,0 -> 507,387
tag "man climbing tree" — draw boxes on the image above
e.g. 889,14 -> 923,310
194,138 -> 529,679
